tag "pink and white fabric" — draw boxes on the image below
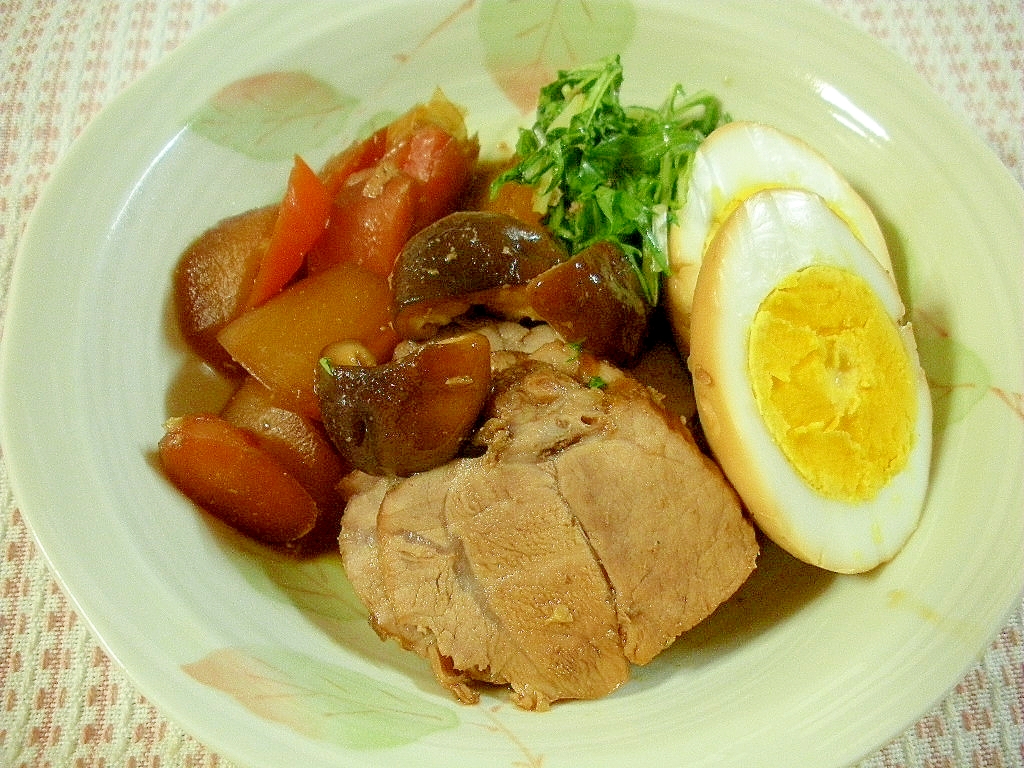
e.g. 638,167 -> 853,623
1,1 -> 1021,766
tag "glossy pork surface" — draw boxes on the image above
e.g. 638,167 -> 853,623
340,326 -> 758,709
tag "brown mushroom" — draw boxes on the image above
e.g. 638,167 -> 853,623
391,211 -> 566,339
316,332 -> 492,477
528,241 -> 652,366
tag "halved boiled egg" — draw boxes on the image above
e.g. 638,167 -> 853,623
667,121 -> 893,350
688,188 -> 931,574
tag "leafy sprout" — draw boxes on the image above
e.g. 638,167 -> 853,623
492,55 -> 727,304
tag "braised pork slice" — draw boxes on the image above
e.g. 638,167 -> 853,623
340,330 -> 758,709
482,356 -> 758,665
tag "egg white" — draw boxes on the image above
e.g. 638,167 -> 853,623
688,188 -> 931,574
667,121 -> 893,350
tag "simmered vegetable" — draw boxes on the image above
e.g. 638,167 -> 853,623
391,211 -> 566,339
245,155 -> 332,309
306,91 -> 479,278
461,159 -> 545,228
316,332 -> 492,476
400,122 -> 479,231
174,205 -> 277,374
220,377 -> 349,553
158,413 -> 318,544
320,127 -> 388,198
162,69 -> 721,554
391,212 -> 649,365
217,262 -> 398,419
308,168 -> 417,277
221,377 -> 349,508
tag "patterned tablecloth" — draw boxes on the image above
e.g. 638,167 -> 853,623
1,1 -> 1021,766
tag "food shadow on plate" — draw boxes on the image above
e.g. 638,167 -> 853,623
875,212 -> 964,451
630,536 -> 835,686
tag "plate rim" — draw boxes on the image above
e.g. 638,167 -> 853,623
1,1 -> 1022,766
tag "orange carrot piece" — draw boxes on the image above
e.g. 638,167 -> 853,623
245,155 -> 331,309
220,376 -> 349,507
399,124 -> 476,230
306,168 -> 417,278
158,413 -> 318,544
320,127 -> 388,198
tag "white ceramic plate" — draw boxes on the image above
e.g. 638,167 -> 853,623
2,1 -> 1022,766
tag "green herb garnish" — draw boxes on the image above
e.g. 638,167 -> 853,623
492,55 -> 727,305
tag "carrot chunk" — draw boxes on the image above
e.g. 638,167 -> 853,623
220,377 -> 349,507
306,167 -> 417,277
246,155 -> 332,309
320,127 -> 388,198
158,413 -> 318,544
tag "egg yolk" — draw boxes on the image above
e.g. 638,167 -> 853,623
747,264 -> 916,501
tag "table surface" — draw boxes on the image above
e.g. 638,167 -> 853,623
1,1 -> 1021,766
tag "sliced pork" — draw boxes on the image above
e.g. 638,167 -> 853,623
340,326 -> 758,709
